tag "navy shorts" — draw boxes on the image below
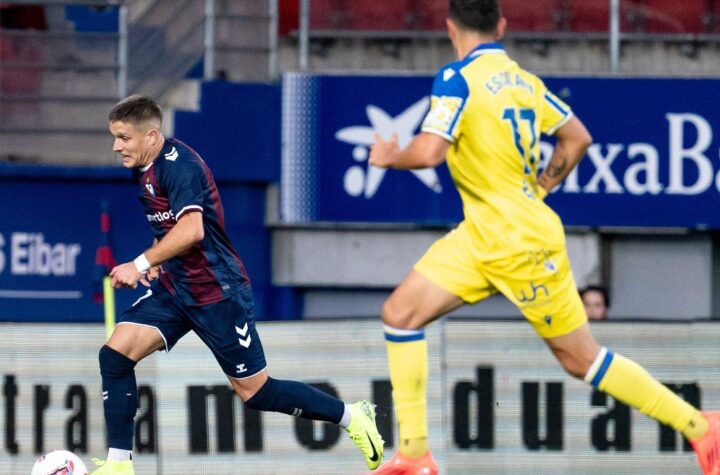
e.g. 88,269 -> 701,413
119,282 -> 267,379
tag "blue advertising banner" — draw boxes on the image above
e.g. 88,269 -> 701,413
281,73 -> 720,228
0,167 -> 144,322
0,166 -> 271,322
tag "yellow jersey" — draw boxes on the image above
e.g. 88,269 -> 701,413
421,42 -> 573,260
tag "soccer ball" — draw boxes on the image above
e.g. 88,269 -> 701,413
31,450 -> 88,475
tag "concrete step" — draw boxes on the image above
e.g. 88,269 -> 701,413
216,15 -> 271,48
1,98 -> 117,130
217,0 -> 269,16
214,49 -> 271,81
1,67 -> 117,98
135,0 -> 201,27
0,130 -> 115,165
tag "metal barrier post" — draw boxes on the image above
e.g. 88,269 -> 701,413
117,1 -> 128,97
609,0 -> 620,74
269,0 -> 279,80
299,0 -> 309,71
204,0 -> 216,80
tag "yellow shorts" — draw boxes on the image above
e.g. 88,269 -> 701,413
414,223 -> 586,339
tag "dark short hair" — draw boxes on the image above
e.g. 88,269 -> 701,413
108,95 -> 162,127
580,285 -> 611,308
449,0 -> 501,33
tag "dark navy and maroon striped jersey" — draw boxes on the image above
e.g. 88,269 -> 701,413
133,138 -> 250,306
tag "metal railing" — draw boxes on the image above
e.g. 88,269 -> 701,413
294,0 -> 720,75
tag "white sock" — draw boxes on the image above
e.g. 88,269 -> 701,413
339,404 -> 352,428
107,448 -> 132,462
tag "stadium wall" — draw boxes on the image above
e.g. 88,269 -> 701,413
0,165 -> 275,322
1,320 -> 717,474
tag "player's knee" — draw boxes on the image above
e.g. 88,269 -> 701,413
556,353 -> 590,379
244,377 -> 276,411
381,299 -> 416,329
99,344 -> 137,377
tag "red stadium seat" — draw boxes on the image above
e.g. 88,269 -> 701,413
309,0 -> 347,30
501,0 -> 562,32
0,34 -> 44,94
567,0 -> 652,33
418,0 -> 449,31
278,0 -> 299,35
642,0 -> 707,33
567,0 -> 611,32
710,0 -> 720,32
343,0 -> 413,31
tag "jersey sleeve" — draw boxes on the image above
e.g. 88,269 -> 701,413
539,87 -> 574,135
421,65 -> 470,143
162,158 -> 206,220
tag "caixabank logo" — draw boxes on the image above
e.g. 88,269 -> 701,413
334,97 -> 442,199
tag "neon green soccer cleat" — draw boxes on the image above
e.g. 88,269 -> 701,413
346,400 -> 385,470
91,458 -> 135,475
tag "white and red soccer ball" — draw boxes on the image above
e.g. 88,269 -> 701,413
31,450 -> 88,475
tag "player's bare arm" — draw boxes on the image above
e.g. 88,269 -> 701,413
370,132 -> 450,169
537,116 -> 592,193
110,212 -> 204,289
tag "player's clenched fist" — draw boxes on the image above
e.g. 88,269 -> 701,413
110,261 -> 142,289
369,133 -> 400,168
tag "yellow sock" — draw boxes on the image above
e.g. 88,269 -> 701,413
684,411 -> 710,441
385,326 -> 429,457
586,348 -> 708,440
400,437 -> 429,458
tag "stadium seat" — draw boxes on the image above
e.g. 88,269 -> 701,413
567,0 -> 611,32
567,0 -> 658,33
278,0 -> 299,35
642,0 -> 707,33
343,0 -> 413,31
418,0 -> 449,31
309,0 -> 347,30
709,0 -> 720,32
0,36 -> 41,94
0,4 -> 47,30
622,1 -> 648,33
0,4 -> 45,95
501,0 -> 562,32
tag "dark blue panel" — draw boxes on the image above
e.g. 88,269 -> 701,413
65,5 -> 118,32
220,185 -> 271,319
174,81 -> 281,183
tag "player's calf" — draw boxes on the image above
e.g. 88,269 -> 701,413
99,345 -> 138,452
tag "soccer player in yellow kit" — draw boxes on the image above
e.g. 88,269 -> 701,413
369,0 -> 720,473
